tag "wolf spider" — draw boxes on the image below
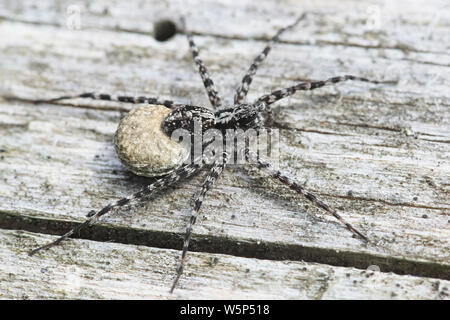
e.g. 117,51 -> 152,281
29,14 -> 393,293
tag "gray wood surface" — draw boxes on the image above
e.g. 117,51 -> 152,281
0,0 -> 449,299
2,229 -> 448,299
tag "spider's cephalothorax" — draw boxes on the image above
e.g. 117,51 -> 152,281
162,103 -> 266,136
214,103 -> 267,130
162,105 -> 215,136
29,13 -> 394,294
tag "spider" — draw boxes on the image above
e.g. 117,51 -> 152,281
28,14 -> 394,293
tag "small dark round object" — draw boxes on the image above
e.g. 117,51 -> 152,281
86,210 -> 96,217
154,20 -> 177,42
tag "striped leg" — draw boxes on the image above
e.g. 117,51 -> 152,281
181,17 -> 222,109
234,13 -> 307,105
170,152 -> 228,293
245,149 -> 368,242
28,161 -> 205,256
255,75 -> 396,106
33,92 -> 180,109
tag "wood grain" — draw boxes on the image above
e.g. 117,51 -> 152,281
0,0 -> 449,299
2,229 -> 449,299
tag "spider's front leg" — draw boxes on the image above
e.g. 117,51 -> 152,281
255,75 -> 396,106
234,13 -> 308,105
245,149 -> 369,242
170,151 -> 229,293
181,17 -> 222,109
32,92 -> 181,109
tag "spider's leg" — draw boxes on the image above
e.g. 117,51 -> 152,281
234,13 -> 307,105
181,17 -> 222,109
33,93 -> 181,109
245,149 -> 368,242
170,151 -> 228,293
28,161 -> 205,256
255,75 -> 396,106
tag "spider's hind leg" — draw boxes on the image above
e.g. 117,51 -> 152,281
33,92 -> 181,109
170,151 -> 228,293
245,149 -> 369,242
28,161 -> 205,256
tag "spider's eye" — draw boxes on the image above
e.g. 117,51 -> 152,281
162,105 -> 215,136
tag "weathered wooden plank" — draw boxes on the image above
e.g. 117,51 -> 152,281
0,0 -> 449,299
0,96 -> 448,273
1,0 -> 449,54
1,229 -> 449,299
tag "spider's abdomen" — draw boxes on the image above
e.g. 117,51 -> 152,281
114,105 -> 189,177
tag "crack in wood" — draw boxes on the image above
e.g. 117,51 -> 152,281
1,209 -> 449,281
